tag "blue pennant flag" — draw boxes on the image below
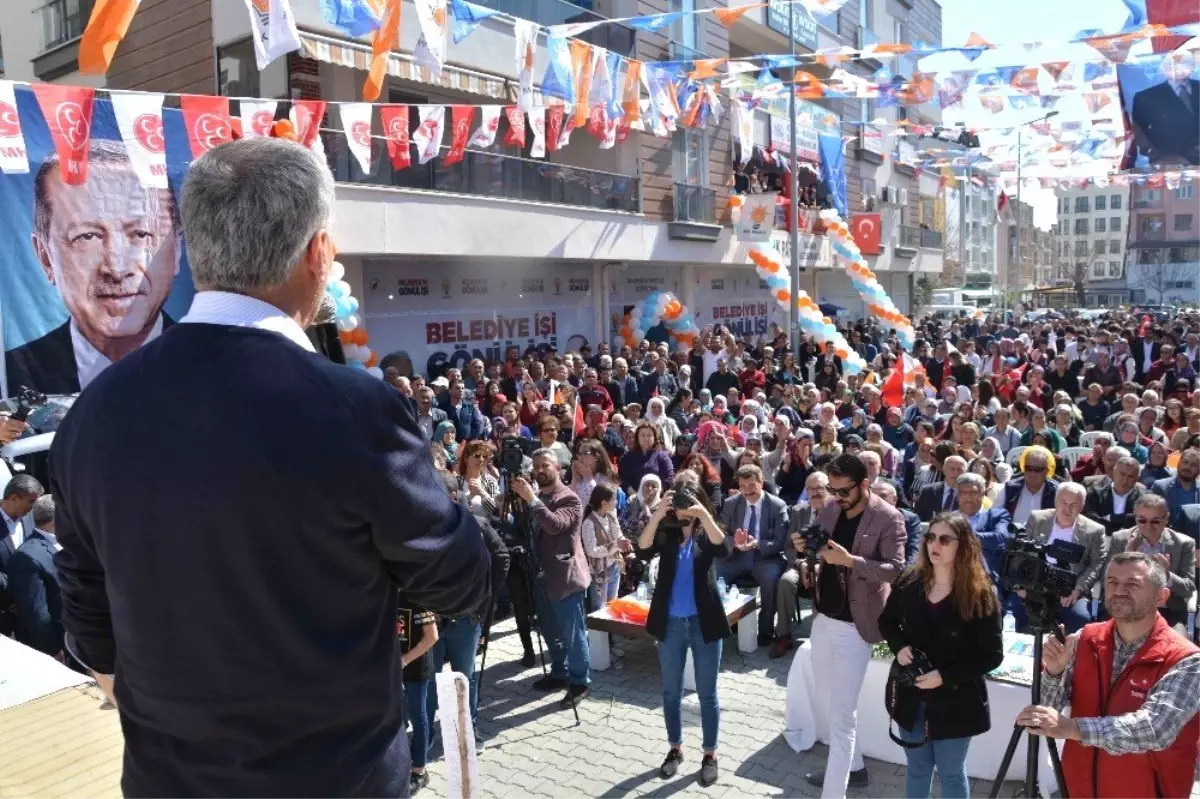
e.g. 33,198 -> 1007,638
764,55 -> 800,69
1083,61 -> 1114,82
606,51 -> 623,119
627,11 -> 687,31
318,0 -> 383,37
1120,0 -> 1148,31
450,0 -> 500,43
541,35 -> 575,101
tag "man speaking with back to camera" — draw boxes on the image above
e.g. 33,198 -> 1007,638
801,454 -> 905,797
51,138 -> 491,798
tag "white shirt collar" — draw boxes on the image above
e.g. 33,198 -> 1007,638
180,291 -> 315,353
72,315 -> 164,390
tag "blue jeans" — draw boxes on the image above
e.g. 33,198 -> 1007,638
538,589 -> 590,686
898,701 -> 971,798
406,679 -> 433,769
658,615 -> 722,752
588,563 -> 621,612
1004,592 -> 1091,634
427,617 -> 482,726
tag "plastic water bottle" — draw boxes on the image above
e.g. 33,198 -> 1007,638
636,581 -> 648,602
717,577 -> 728,603
1003,611 -> 1016,634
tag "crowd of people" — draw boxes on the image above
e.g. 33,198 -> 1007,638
372,305 -> 1200,796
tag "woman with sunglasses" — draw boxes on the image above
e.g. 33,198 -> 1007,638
878,512 -> 1004,799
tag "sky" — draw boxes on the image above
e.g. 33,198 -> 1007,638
937,0 -> 1139,228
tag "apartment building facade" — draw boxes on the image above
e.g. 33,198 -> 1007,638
1127,181 -> 1200,306
1052,185 -> 1131,307
1,0 -> 945,368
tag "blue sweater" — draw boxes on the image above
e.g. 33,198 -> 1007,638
618,448 -> 675,496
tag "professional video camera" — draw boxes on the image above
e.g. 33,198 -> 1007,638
497,437 -> 526,476
1001,526 -> 1084,633
654,485 -> 699,542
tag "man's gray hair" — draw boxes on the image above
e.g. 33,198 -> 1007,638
530,447 -> 559,463
1108,446 -> 1130,460
1058,482 -> 1086,502
181,138 -> 335,292
956,472 -> 987,492
1115,455 -> 1141,472
871,479 -> 897,500
1107,551 -> 1167,592
31,494 -> 55,528
1133,493 -> 1169,516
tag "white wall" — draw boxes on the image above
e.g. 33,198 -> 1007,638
1,0 -> 46,82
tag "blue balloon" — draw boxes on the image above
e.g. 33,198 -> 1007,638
328,282 -> 348,299
346,296 -> 359,314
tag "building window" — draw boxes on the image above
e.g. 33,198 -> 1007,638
1109,261 -> 1121,278
920,196 -> 935,226
1134,188 -> 1162,207
1092,263 -> 1105,279
861,177 -> 876,211
1109,239 -> 1120,253
1093,240 -> 1105,254
1059,198 -> 1069,214
1111,194 -> 1122,209
1169,246 -> 1199,263
1139,215 -> 1165,237
1075,197 -> 1090,213
1174,214 -> 1194,231
1111,216 -> 1121,231
1095,195 -> 1106,211
1074,218 -> 1089,235
1074,240 -> 1088,256
1176,185 -> 1195,200
1095,217 -> 1106,232
1139,248 -> 1164,264
217,40 -> 262,98
673,128 -> 708,186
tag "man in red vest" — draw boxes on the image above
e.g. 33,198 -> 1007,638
1015,552 -> 1200,798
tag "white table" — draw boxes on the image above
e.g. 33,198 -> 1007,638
783,634 -> 1061,792
587,591 -> 760,677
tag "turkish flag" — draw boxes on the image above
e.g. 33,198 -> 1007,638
546,106 -> 565,153
379,105 -> 411,170
181,95 -> 233,159
443,105 -> 474,166
503,106 -> 525,148
291,100 -> 327,148
851,213 -> 882,255
32,84 -> 95,185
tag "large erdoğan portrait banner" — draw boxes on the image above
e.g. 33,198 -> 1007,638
0,85 -> 200,398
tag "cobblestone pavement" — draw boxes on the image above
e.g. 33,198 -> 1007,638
419,612 -> 1025,799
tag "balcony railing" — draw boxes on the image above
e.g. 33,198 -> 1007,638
898,225 -> 921,250
673,182 -> 717,224
38,0 -> 92,51
920,228 -> 944,248
472,0 -> 636,55
327,135 -> 640,213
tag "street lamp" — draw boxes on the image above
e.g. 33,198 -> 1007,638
1009,110 -> 1059,318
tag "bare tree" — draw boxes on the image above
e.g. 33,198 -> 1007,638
1132,260 -> 1193,304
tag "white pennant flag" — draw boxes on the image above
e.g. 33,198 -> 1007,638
514,20 -> 538,113
414,0 -> 448,79
557,104 -> 576,149
468,106 -> 502,147
239,100 -> 278,139
528,107 -> 546,158
110,92 -> 167,188
732,94 -> 752,165
600,117 -> 618,149
0,80 -> 31,175
340,102 -> 374,173
588,52 -> 611,107
413,105 -> 446,165
244,0 -> 302,70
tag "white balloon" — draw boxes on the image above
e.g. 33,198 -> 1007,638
367,366 -> 384,379
341,314 -> 359,332
330,261 -> 346,282
343,344 -> 361,361
335,280 -> 352,298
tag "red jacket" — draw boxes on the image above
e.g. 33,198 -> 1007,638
1061,615 -> 1200,798
739,369 -> 766,398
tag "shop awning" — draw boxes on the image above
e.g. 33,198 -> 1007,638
299,31 -> 511,101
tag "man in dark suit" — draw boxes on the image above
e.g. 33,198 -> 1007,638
5,141 -> 181,396
719,464 -> 790,646
1084,455 -> 1146,535
0,474 -> 43,637
1002,447 -> 1059,525
9,495 -> 62,656
51,139 -> 491,798
955,473 -> 1011,584
914,456 -> 967,522
1130,52 -> 1200,166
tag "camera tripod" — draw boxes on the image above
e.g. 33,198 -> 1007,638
989,594 -> 1069,799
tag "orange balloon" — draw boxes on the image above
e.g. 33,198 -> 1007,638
775,290 -> 790,302
351,327 -> 369,346
821,316 -> 832,324
339,329 -> 354,344
365,353 -> 379,368
271,119 -> 299,141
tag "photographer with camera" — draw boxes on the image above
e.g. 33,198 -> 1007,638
635,472 -> 732,788
1017,552 -> 1200,798
802,454 -> 906,796
770,471 -> 830,658
879,512 -> 1004,798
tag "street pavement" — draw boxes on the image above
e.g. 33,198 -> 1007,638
418,613 -> 1045,799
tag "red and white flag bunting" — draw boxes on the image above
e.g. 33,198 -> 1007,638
290,99 -> 327,163
0,80 -> 31,175
110,92 -> 167,188
239,100 -> 278,139
443,105 -> 474,166
32,84 -> 95,185
469,106 -> 501,148
413,105 -> 445,165
558,107 -> 577,150
181,94 -> 234,160
528,107 -> 546,158
546,106 -> 564,153
340,102 -> 374,172
503,106 -> 525,148
379,104 -> 411,170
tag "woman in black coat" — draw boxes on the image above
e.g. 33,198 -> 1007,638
635,472 -> 732,788
878,512 -> 1004,799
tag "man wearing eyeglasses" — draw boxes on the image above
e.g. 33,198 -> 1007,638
1110,495 -> 1197,631
1003,446 -> 1059,525
1085,455 -> 1146,535
955,473 -> 1010,585
800,454 -> 905,795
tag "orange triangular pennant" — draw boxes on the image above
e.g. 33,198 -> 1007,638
621,59 -> 643,126
793,71 -> 824,99
1041,61 -> 1070,80
689,58 -> 726,79
569,40 -> 594,128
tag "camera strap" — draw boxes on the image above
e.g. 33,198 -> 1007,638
885,664 -> 928,749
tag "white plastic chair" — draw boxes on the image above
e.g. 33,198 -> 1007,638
1079,431 -> 1106,448
1057,447 -> 1091,472
1006,446 -> 1028,469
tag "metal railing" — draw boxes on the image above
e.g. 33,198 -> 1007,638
38,0 -> 92,51
327,133 -> 640,213
898,225 -> 921,249
920,228 -> 944,248
673,182 -> 717,224
471,0 -> 636,55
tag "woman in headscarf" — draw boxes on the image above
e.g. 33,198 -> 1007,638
1139,441 -> 1174,488
840,407 -> 870,443
1051,403 -> 1083,448
1137,406 -> 1167,447
623,472 -> 664,542
645,396 -> 682,450
710,395 -> 735,425
1117,419 -> 1150,464
435,421 -> 459,468
697,389 -> 714,413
